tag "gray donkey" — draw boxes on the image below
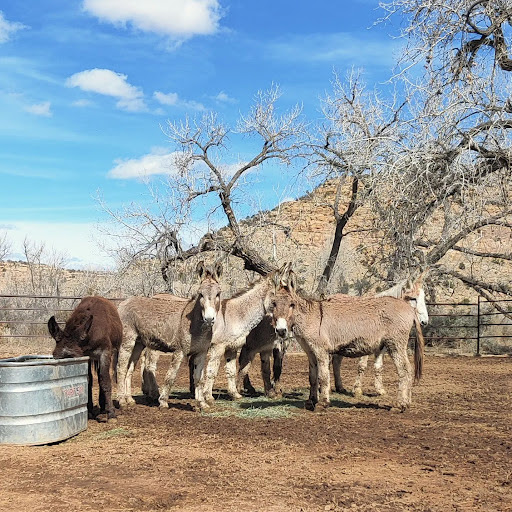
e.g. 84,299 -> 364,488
196,264 -> 290,411
116,261 -> 222,408
266,267 -> 425,412
332,273 -> 429,396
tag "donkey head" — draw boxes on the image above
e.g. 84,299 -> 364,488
196,260 -> 223,326
48,314 -> 91,359
402,272 -> 429,326
267,263 -> 297,339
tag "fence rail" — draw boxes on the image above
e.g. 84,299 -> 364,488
0,294 -> 510,356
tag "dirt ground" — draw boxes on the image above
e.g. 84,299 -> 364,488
0,352 -> 511,512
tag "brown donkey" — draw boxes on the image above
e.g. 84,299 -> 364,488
236,317 -> 291,398
48,296 -> 122,420
116,261 -> 222,408
267,268 -> 425,412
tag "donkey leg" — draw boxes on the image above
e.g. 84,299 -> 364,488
158,351 -> 184,408
124,342 -> 144,407
260,349 -> 274,397
116,328 -> 138,408
199,343 -> 225,408
87,361 -> 95,419
353,355 -> 369,396
96,350 -> 116,420
305,353 -> 319,411
374,348 -> 387,396
193,351 -> 207,403
387,344 -> 413,412
271,345 -> 285,397
224,348 -> 242,400
141,348 -> 161,401
315,352 -> 331,410
188,355 -> 195,396
332,354 -> 345,393
98,365 -> 106,413
237,345 -> 256,395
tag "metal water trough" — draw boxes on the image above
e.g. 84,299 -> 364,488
0,355 -> 89,445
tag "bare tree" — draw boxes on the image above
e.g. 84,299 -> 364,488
306,71 -> 407,295
102,85 -> 307,286
368,0 -> 512,303
0,231 -> 11,261
22,239 -> 69,297
100,2 -> 511,308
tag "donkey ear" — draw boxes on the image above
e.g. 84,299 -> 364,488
196,260 -> 205,279
288,270 -> 297,294
80,315 -> 93,340
273,268 -> 282,289
47,316 -> 61,339
417,269 -> 428,285
279,262 -> 292,286
213,261 -> 223,280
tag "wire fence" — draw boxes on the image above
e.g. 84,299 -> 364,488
422,297 -> 512,355
0,294 -> 511,356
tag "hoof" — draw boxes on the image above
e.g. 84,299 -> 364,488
315,400 -> 331,411
352,387 -> 363,397
231,392 -> 243,401
96,410 -> 117,423
196,401 -> 210,412
107,409 -> 117,420
158,400 -> 169,409
205,396 -> 215,406
305,399 -> 316,411
267,389 -> 277,399
397,403 -> 409,413
376,389 -> 387,396
118,396 -> 136,408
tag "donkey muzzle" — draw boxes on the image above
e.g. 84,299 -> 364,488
275,318 -> 289,338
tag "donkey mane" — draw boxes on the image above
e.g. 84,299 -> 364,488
227,277 -> 263,301
375,280 -> 408,298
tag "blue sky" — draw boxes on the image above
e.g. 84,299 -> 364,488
0,0 -> 400,269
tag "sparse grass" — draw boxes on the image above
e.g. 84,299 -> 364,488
201,395 -> 297,419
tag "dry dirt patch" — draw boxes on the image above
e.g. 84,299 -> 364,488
0,353 -> 510,511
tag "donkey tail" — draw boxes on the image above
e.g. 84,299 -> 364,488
112,348 -> 119,384
413,314 -> 425,383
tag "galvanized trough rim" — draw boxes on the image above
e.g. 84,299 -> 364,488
0,355 -> 90,366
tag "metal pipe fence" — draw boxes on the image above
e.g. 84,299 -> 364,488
0,294 -> 511,356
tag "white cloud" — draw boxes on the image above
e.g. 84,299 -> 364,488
65,68 -> 146,112
24,101 -> 52,117
153,90 -> 205,111
214,91 -> 236,104
108,147 -> 180,179
0,11 -> 27,43
108,147 -> 248,180
82,0 -> 222,41
153,91 -> 179,106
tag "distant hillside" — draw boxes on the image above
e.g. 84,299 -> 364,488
1,180 -> 510,304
